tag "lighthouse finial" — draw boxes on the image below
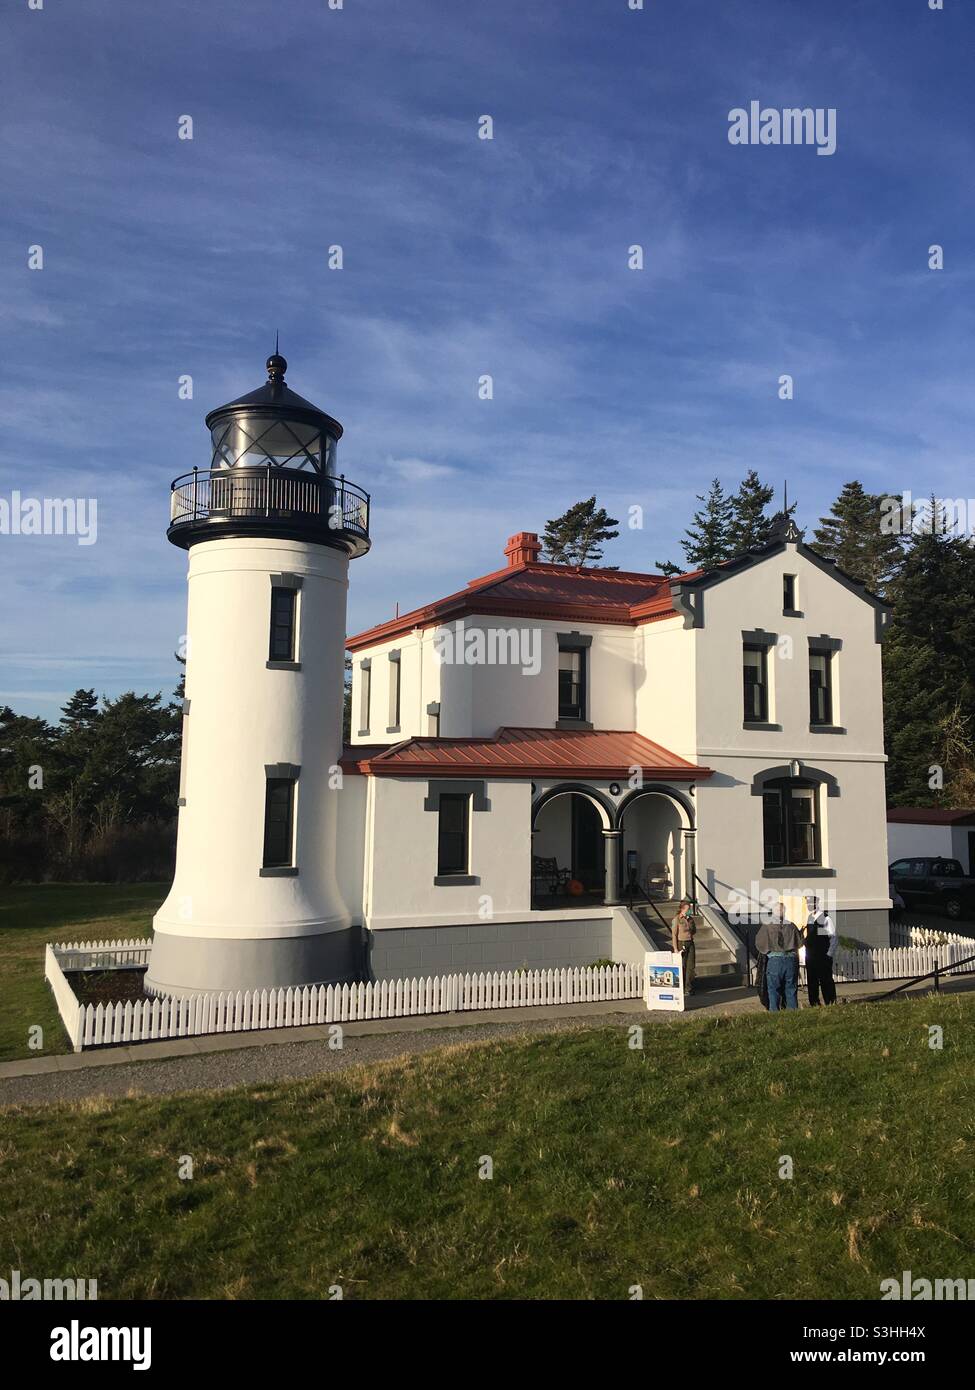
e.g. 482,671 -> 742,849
266,334 -> 287,385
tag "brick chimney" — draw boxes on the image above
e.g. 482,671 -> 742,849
504,531 -> 541,567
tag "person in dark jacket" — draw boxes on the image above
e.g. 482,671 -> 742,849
803,895 -> 838,1005
755,903 -> 802,1011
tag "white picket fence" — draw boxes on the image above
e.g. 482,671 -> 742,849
835,941 -> 975,984
53,938 -> 152,970
46,933 -> 975,1053
890,921 -> 975,950
45,941 -> 643,1051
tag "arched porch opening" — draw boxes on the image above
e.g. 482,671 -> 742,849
617,786 -> 696,903
531,786 -> 613,908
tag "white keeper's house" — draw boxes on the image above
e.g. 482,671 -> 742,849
147,355 -> 893,999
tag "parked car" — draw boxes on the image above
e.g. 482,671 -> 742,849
888,857 -> 975,922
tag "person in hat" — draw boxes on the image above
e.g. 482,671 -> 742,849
803,895 -> 838,1006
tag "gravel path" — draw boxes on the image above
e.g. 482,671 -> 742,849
0,1008 -> 651,1108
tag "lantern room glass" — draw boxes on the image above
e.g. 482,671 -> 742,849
210,415 -> 337,474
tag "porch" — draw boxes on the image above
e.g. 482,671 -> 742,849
530,782 -> 700,911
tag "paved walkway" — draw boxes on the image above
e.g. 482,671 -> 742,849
2,976 -> 971,1108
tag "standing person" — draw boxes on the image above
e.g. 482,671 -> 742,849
671,898 -> 697,996
804,896 -> 838,1006
755,902 -> 802,1012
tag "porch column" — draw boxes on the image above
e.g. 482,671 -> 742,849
602,830 -> 623,906
683,829 -> 698,906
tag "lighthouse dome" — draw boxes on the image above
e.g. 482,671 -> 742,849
167,350 -> 370,557
205,351 -> 343,475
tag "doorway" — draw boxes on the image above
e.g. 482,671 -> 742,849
571,796 -> 605,893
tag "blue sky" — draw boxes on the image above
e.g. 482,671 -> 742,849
2,0 -> 973,720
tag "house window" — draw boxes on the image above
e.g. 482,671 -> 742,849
263,776 -> 296,869
359,661 -> 371,734
762,779 -> 820,867
558,647 -> 586,720
783,574 -> 797,613
387,651 -> 401,731
743,644 -> 768,723
437,793 -> 470,876
809,650 -> 833,726
269,587 -> 297,663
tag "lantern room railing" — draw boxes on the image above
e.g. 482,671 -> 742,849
168,465 -> 370,553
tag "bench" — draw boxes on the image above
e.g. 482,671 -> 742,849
532,855 -> 571,898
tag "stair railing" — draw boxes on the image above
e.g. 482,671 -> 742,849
693,873 -> 755,987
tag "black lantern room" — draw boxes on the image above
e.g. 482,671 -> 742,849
168,351 -> 370,556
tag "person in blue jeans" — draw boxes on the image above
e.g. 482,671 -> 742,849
755,905 -> 802,1011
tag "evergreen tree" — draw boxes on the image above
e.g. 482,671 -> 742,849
60,688 -> 99,730
882,524 -> 975,806
542,496 -> 619,567
813,481 -> 905,595
675,477 -> 735,571
729,469 -> 776,554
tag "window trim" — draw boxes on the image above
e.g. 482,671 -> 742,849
761,777 -> 823,870
782,573 -> 803,617
424,779 -> 488,885
742,640 -> 771,725
557,631 -> 591,724
386,649 -> 401,734
358,659 -> 372,737
260,762 -> 299,876
177,697 -> 190,807
808,636 -> 844,733
266,573 -> 303,671
435,791 -> 472,881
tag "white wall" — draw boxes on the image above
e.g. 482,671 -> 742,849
155,536 -> 351,942
365,777 -> 533,926
886,822 -> 952,863
636,617 -> 697,758
693,543 -> 884,757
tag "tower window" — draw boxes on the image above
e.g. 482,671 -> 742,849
783,574 -> 798,613
743,644 -> 768,723
437,793 -> 470,876
268,587 -> 298,663
263,776 -> 297,870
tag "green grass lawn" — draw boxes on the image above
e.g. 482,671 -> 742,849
0,884 -> 161,1062
1,995 -> 973,1300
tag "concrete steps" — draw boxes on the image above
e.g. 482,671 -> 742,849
633,901 -> 744,990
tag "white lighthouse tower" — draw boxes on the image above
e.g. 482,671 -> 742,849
146,350 -> 370,997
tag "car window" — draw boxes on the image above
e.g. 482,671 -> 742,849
909,860 -> 928,876
938,861 -> 960,876
890,860 -> 910,875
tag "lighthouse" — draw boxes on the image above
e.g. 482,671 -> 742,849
146,351 -> 370,997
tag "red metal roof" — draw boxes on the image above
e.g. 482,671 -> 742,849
887,807 -> 975,825
341,726 -> 712,781
346,558 -> 703,651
